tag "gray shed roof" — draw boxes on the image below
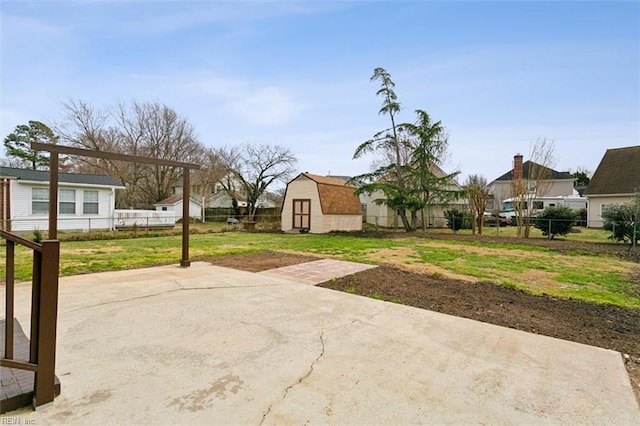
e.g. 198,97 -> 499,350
0,166 -> 125,188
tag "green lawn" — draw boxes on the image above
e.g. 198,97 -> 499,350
1,230 -> 638,309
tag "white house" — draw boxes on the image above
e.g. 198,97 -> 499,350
171,179 -> 276,209
585,145 -> 640,228
154,195 -> 203,220
281,173 -> 362,233
489,154 -> 576,210
0,166 -> 125,232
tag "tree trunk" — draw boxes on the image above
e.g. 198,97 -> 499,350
398,209 -> 412,232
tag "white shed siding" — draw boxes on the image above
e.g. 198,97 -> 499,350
586,194 -> 633,228
281,176 -> 322,232
9,181 -> 117,232
321,214 -> 362,232
155,200 -> 202,219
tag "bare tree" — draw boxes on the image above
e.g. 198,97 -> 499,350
56,99 -> 204,207
54,100 -> 142,206
465,174 -> 490,235
511,138 -> 555,237
221,143 -> 296,221
133,102 -> 201,203
190,147 -> 227,220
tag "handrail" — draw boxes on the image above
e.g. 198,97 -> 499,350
2,229 -> 60,411
0,229 -> 42,252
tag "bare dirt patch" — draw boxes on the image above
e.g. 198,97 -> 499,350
364,247 -> 477,282
205,249 -> 640,403
203,252 -> 320,272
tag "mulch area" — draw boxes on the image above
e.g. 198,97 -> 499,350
204,241 -> 640,403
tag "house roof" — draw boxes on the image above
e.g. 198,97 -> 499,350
295,172 -> 362,215
301,173 -> 354,187
584,145 -> 640,196
375,162 -> 460,188
493,161 -> 572,182
155,195 -> 202,206
0,166 -> 125,188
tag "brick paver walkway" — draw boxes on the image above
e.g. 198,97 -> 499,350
1,319 -> 61,413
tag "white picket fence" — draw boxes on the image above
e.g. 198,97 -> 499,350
114,209 -> 176,229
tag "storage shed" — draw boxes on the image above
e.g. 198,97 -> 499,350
154,195 -> 203,221
281,173 -> 362,233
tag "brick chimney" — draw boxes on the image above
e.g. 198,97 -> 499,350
513,154 -> 524,180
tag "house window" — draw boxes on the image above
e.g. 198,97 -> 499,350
32,187 -> 49,214
162,207 -> 167,211
528,181 -> 536,192
532,201 -> 544,210
83,190 -> 99,215
601,204 -> 617,216
59,189 -> 76,214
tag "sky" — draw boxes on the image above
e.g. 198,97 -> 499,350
1,0 -> 639,185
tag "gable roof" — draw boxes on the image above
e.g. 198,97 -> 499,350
155,195 -> 202,206
301,173 -> 353,187
494,161 -> 572,182
584,146 -> 640,196
0,166 -> 124,188
292,172 -> 362,215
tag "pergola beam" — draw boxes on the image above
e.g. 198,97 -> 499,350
31,142 -> 200,169
31,142 -> 200,266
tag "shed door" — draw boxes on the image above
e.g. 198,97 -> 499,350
293,199 -> 311,229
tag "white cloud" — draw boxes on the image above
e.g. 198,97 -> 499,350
75,1 -> 348,37
1,12 -> 65,37
174,76 -> 300,126
230,86 -> 298,126
180,77 -> 248,99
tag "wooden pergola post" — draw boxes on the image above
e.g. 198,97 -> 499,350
181,168 -> 190,267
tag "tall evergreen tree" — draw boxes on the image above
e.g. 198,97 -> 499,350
3,120 -> 57,169
352,68 -> 460,231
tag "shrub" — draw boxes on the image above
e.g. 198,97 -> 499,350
445,209 -> 470,232
533,206 -> 578,239
602,204 -> 639,245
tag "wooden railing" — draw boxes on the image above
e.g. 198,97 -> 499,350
2,229 -> 60,409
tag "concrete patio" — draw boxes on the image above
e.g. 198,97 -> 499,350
2,261 -> 639,424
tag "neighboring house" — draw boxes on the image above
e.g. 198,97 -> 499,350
0,166 -> 124,232
584,145 -> 640,228
489,154 -> 575,210
171,179 -> 275,209
154,195 -> 203,220
281,172 -> 362,233
366,164 -> 464,228
206,190 -> 248,209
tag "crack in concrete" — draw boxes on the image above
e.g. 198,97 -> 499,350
258,331 -> 326,426
63,282 -> 283,314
